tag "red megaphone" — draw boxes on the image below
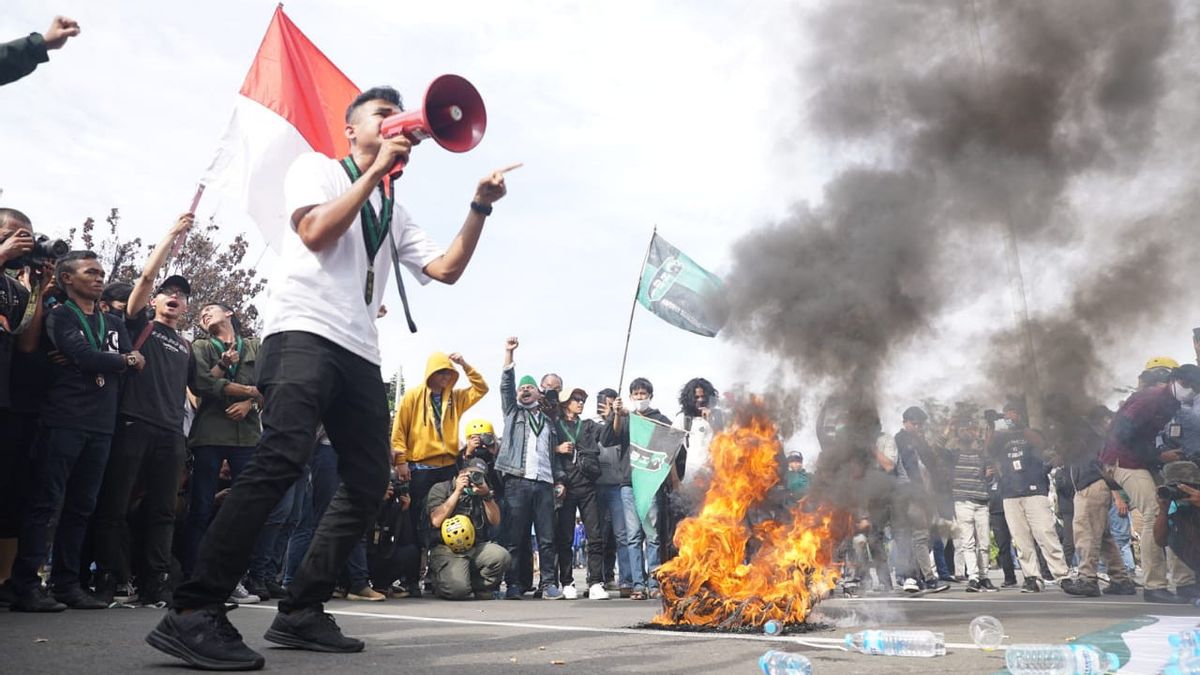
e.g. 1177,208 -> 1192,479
379,74 -> 487,184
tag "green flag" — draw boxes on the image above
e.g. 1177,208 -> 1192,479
636,233 -> 724,337
629,414 -> 687,523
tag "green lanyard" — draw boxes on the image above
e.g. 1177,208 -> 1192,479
527,409 -> 545,438
339,157 -> 393,304
210,335 -> 244,380
558,418 -> 582,444
64,299 -> 106,351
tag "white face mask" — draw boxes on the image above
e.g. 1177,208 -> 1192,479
1173,382 -> 1197,405
633,398 -> 651,413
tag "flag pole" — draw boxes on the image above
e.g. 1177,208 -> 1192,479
164,183 -> 206,276
617,225 -> 656,394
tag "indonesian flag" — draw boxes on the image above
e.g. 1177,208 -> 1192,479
200,6 -> 360,251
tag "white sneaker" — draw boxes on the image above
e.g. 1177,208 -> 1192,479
588,583 -> 610,600
562,584 -> 578,600
902,578 -> 921,593
228,581 -> 261,604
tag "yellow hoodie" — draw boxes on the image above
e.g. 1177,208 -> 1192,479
390,352 -> 488,467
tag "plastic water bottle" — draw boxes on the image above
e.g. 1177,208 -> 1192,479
1170,630 -> 1200,657
1004,644 -> 1119,674
844,630 -> 946,657
1163,655 -> 1200,675
969,615 -> 1005,651
758,650 -> 812,675
763,619 -> 784,636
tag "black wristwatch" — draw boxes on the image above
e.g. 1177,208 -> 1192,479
480,493 -> 495,502
470,200 -> 493,216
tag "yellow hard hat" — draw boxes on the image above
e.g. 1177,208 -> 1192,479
441,514 -> 475,554
1145,356 -> 1180,371
464,419 -> 494,437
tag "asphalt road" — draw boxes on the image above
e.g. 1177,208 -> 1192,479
2,577 -> 1197,674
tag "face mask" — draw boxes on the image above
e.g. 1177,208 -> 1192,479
1174,382 -> 1197,404
633,398 -> 651,413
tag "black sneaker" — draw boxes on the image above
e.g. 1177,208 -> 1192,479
1103,579 -> 1137,596
924,580 -> 950,593
147,605 -> 265,671
1001,578 -> 1019,588
0,580 -> 15,607
1020,578 -> 1043,593
979,578 -> 999,592
1144,588 -> 1189,604
265,578 -> 286,599
263,606 -> 364,653
965,579 -> 981,593
10,587 -> 67,612
140,573 -> 174,608
1061,578 -> 1101,597
92,571 -> 116,605
54,586 -> 109,609
244,576 -> 270,601
1176,584 -> 1200,601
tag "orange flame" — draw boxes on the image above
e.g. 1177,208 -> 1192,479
653,412 -> 839,628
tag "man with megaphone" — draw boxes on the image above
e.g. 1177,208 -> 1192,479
149,84 -> 515,672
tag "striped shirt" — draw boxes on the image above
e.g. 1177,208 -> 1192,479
952,443 -> 991,503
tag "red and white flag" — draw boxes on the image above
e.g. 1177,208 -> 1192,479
200,6 -> 360,251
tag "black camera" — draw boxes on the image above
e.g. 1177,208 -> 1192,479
468,469 -> 486,486
390,477 -> 410,498
3,233 -> 69,270
1158,483 -> 1199,502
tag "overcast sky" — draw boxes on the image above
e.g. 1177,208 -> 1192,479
3,1 -> 1197,460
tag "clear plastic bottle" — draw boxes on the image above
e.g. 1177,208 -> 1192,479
758,650 -> 812,675
763,619 -> 784,636
844,630 -> 946,657
969,615 -> 1005,651
1170,630 -> 1200,658
1163,655 -> 1200,675
1004,644 -> 1120,675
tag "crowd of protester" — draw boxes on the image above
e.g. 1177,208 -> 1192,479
834,348 -> 1200,606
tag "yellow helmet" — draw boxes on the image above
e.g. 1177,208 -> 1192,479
1145,356 -> 1180,371
464,419 -> 494,438
441,514 -> 475,554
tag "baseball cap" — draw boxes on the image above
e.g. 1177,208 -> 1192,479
1163,460 -> 1200,485
157,274 -> 191,296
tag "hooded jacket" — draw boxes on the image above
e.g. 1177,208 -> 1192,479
390,352 -> 488,467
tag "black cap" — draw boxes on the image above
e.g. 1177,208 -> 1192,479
902,406 -> 928,423
1173,364 -> 1200,390
100,281 -> 133,303
466,458 -> 490,474
157,274 -> 190,297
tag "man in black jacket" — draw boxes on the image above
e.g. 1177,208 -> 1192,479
10,251 -> 143,611
552,387 -> 604,599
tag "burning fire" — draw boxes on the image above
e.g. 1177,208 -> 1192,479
654,411 -> 839,629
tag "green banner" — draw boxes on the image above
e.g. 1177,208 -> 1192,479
629,414 -> 687,523
636,233 -> 724,337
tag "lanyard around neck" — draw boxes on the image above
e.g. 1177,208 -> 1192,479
64,299 -> 106,351
339,157 -> 393,304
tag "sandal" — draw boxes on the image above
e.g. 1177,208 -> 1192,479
630,589 -> 646,600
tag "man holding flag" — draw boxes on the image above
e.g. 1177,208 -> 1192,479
604,378 -> 686,600
147,83 -> 513,670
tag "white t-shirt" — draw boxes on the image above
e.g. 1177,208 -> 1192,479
266,153 -> 444,365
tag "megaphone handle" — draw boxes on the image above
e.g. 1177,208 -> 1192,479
384,160 -> 406,199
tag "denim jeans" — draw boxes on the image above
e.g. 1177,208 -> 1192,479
1100,501 -> 1135,573
596,484 -> 632,587
283,442 -> 370,588
620,485 -> 660,591
173,332 -> 390,612
182,445 -> 256,576
12,427 -> 112,593
249,480 -> 300,582
501,476 -> 557,590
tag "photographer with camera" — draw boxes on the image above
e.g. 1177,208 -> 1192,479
1154,461 -> 1200,586
365,471 -> 419,598
425,458 -> 509,600
986,403 -> 1070,593
391,350 -> 487,593
1100,363 -> 1200,603
10,251 -> 143,611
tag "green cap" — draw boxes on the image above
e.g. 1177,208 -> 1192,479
519,375 -> 537,388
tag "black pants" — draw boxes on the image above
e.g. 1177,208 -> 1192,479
410,466 -> 457,546
554,486 -> 604,587
173,332 -> 390,612
990,507 -> 1017,584
0,409 -> 38,539
1058,507 -> 1076,567
93,419 -> 186,584
11,426 -> 111,593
